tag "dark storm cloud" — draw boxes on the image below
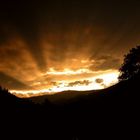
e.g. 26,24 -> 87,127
0,72 -> 29,90
95,78 -> 108,88
95,78 -> 103,84
0,38 -> 42,86
89,55 -> 121,70
67,80 -> 91,87
0,0 -> 47,71
95,78 -> 107,88
0,0 -> 140,90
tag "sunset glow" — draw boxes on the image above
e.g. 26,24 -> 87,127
1,0 -> 140,101
11,69 -> 119,98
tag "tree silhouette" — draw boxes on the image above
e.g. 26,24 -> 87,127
119,46 -> 140,81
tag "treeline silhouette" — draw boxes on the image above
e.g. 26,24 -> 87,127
119,45 -> 140,81
0,46 -> 140,140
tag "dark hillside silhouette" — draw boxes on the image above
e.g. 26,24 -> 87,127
0,74 -> 139,139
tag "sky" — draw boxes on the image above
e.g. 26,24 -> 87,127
0,0 -> 140,95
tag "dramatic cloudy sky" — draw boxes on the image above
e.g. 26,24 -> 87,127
0,0 -> 140,92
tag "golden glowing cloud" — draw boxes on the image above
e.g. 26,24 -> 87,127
11,68 -> 119,98
0,25 -> 121,98
1,0 -> 140,98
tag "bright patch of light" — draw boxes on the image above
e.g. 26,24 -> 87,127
46,68 -> 93,75
11,69 -> 119,98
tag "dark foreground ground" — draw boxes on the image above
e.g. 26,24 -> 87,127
0,75 -> 140,140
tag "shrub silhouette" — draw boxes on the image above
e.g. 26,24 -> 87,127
119,46 -> 140,81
